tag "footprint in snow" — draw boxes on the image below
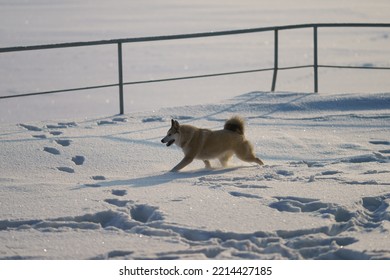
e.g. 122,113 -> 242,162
269,196 -> 353,223
49,131 -> 63,136
97,117 -> 128,125
19,124 -> 42,132
46,122 -> 77,129
97,120 -> 116,125
104,199 -> 133,207
369,140 -> 390,145
72,155 -> 85,166
55,139 -> 71,147
112,190 -> 127,196
43,147 -> 61,155
276,170 -> 294,176
270,196 -> 328,213
57,167 -> 75,173
229,191 -> 262,199
92,175 -> 106,181
112,117 -> 128,122
32,134 -> 47,139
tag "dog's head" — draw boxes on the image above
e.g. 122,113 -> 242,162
161,119 -> 180,147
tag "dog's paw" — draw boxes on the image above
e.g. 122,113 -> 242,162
256,158 -> 264,166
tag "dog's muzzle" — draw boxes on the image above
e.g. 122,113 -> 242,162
166,139 -> 175,147
161,138 -> 175,147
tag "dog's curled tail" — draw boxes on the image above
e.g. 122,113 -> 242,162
224,116 -> 245,135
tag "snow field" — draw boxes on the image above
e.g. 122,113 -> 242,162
1,91 -> 389,259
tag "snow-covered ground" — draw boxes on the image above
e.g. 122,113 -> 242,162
0,0 -> 390,260
1,91 -> 390,259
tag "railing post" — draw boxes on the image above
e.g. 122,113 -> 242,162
117,42 -> 124,114
271,29 -> 278,92
313,26 -> 318,93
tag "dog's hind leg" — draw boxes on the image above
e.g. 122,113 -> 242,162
203,160 -> 212,169
235,141 -> 264,166
219,151 -> 234,167
238,153 -> 264,166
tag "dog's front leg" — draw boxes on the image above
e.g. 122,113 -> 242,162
171,156 -> 193,172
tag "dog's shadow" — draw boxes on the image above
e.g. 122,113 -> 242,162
82,166 -> 253,189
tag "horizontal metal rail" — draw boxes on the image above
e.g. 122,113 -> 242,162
1,23 -> 390,115
319,65 -> 390,70
0,83 -> 119,99
123,68 -> 276,86
2,23 -> 390,53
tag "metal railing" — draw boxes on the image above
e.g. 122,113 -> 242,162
1,23 -> 390,115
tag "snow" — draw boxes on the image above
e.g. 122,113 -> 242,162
1,0 -> 390,260
1,91 -> 390,259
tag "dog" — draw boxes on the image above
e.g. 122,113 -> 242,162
161,116 -> 264,172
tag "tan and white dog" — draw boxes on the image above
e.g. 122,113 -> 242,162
161,116 -> 264,172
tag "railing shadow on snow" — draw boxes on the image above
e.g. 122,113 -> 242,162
1,23 -> 390,115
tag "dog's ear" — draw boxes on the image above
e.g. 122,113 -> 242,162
171,119 -> 180,129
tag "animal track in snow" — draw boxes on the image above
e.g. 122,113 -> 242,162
93,250 -> 134,260
97,120 -> 116,125
270,196 -> 329,213
19,124 -> 42,131
49,131 -> 63,136
229,191 -> 262,199
46,122 -> 77,129
92,175 -> 106,181
370,140 -> 390,155
97,117 -> 128,126
0,203 -> 164,234
43,147 -> 60,155
32,134 -> 47,139
112,190 -> 127,196
196,174 -> 269,190
142,116 -> 164,123
55,139 -> 71,147
57,167 -> 75,173
72,155 -> 85,166
369,140 -> 390,145
276,170 -> 294,176
269,196 -> 353,223
339,153 -> 389,164
321,170 -> 342,176
130,204 -> 163,223
233,184 -> 269,189
270,193 -> 390,229
112,117 -> 128,122
361,193 -> 390,222
2,193 -> 388,259
104,199 -> 133,207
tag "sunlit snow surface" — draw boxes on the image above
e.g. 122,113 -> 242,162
1,91 -> 390,259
